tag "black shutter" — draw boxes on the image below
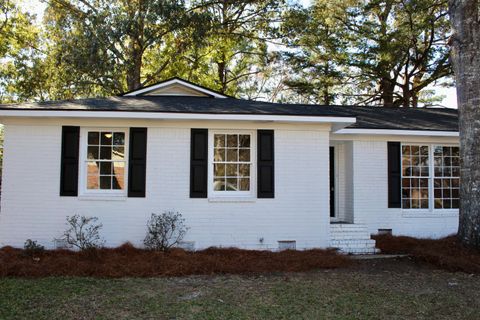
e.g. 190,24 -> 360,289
60,126 -> 80,196
257,130 -> 274,198
128,128 -> 147,197
190,129 -> 208,198
388,141 -> 401,208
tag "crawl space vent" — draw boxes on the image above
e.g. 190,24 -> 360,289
278,240 -> 296,251
377,229 -> 393,235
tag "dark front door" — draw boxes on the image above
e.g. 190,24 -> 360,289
329,147 -> 335,218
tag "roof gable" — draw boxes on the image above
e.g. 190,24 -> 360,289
122,77 -> 228,98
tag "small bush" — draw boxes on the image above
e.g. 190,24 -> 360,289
23,239 -> 45,256
144,211 -> 188,251
61,215 -> 105,250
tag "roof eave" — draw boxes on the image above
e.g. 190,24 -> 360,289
0,109 -> 357,126
335,128 -> 459,137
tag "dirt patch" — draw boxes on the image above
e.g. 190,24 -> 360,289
373,234 -> 480,274
0,243 -> 351,278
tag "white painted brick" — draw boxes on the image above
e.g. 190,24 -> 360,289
0,120 -> 331,250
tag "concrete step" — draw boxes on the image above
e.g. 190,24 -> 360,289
330,239 -> 376,246
330,228 -> 369,232
330,244 -> 377,251
330,233 -> 372,239
330,224 -> 368,230
331,233 -> 372,240
337,247 -> 380,255
329,223 -> 378,255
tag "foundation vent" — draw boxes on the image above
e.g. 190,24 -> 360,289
377,229 -> 393,235
278,240 -> 296,251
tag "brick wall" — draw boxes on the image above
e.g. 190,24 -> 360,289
0,119 -> 331,249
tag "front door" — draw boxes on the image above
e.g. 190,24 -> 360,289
329,147 -> 335,218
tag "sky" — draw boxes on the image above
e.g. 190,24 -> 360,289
21,0 -> 458,108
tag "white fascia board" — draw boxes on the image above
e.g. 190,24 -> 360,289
123,79 -> 228,98
336,128 -> 459,137
0,109 -> 357,125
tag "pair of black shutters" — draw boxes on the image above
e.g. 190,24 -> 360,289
190,129 -> 275,198
60,126 -> 148,197
61,127 -> 275,199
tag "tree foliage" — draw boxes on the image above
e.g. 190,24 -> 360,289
281,0 -> 452,107
0,0 -> 454,106
166,0 -> 285,96
0,0 -> 40,103
41,0 -> 211,97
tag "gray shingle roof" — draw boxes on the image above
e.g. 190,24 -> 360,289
0,96 -> 458,131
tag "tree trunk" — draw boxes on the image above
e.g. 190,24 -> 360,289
126,1 -> 144,91
402,83 -> 410,108
126,48 -> 143,91
411,73 -> 424,108
323,62 -> 331,105
379,78 -> 395,107
449,0 -> 480,248
217,60 -> 227,93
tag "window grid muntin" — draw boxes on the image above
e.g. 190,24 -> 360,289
433,146 -> 460,209
213,133 -> 252,192
401,144 -> 430,209
86,131 -> 126,191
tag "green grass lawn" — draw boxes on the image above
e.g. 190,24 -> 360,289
1,258 -> 478,320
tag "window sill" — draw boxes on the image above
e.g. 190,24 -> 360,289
401,210 -> 458,218
78,194 -> 127,201
208,197 -> 256,203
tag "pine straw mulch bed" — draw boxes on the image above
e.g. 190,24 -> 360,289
373,234 -> 480,274
0,244 -> 351,278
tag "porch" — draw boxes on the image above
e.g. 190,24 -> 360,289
328,141 -> 378,254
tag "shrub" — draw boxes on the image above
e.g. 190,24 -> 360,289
61,215 -> 105,250
144,211 -> 188,251
23,239 -> 45,256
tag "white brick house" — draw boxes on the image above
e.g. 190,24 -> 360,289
0,78 -> 459,254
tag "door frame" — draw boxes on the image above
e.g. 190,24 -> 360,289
329,146 -> 336,219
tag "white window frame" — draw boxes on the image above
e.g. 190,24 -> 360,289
432,144 -> 461,210
78,127 -> 129,197
400,143 -> 431,211
400,143 -> 459,213
208,130 -> 256,199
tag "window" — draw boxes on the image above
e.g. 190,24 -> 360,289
401,145 -> 430,209
212,133 -> 252,193
401,144 -> 460,210
433,146 -> 460,209
85,130 -> 127,192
